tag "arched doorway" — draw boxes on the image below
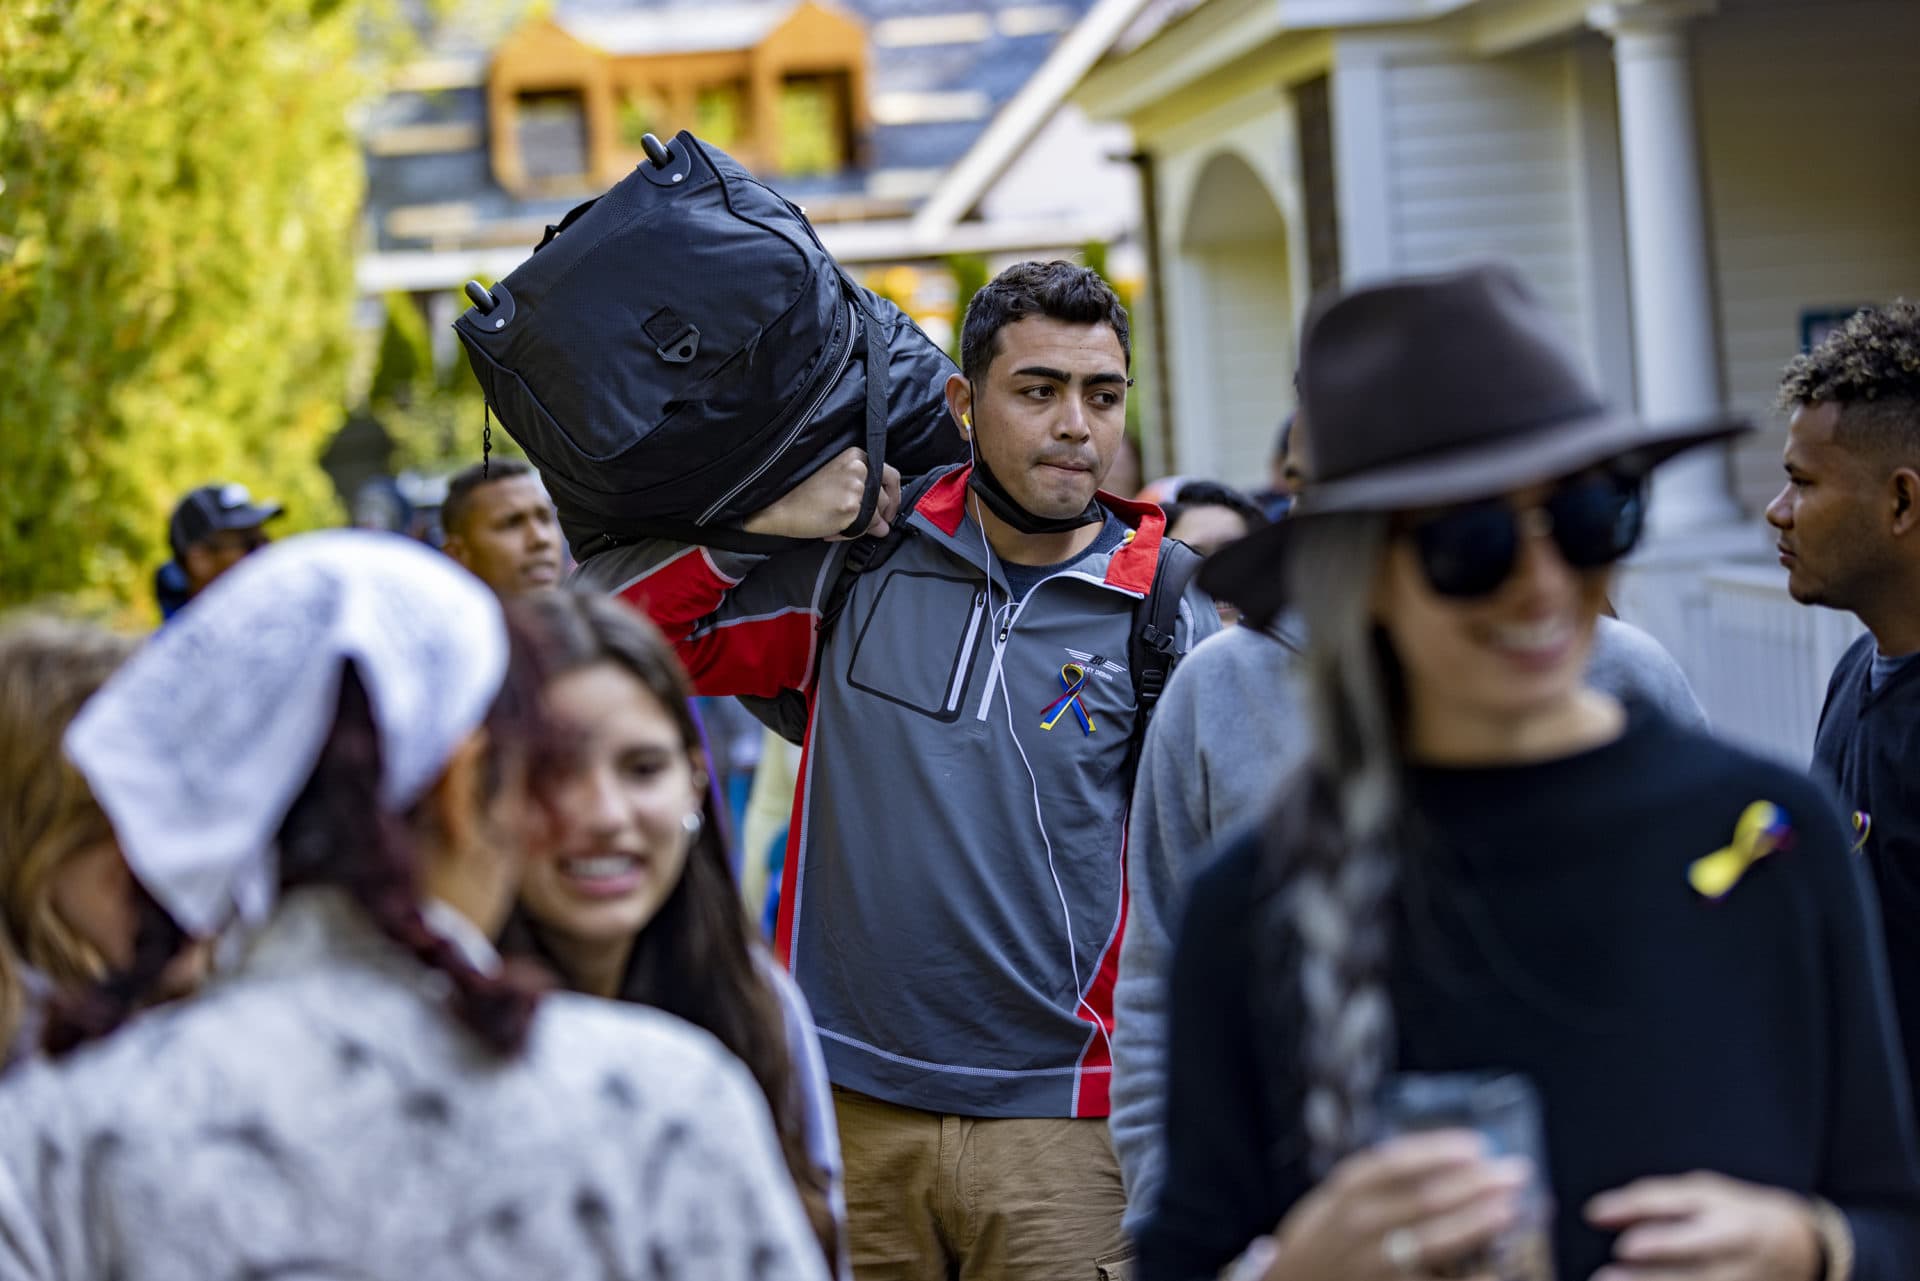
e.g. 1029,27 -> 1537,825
1171,149 -> 1292,487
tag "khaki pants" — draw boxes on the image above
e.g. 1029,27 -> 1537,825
832,1086 -> 1133,1281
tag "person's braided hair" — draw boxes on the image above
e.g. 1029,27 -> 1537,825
1253,512 -> 1407,1174
275,666 -> 550,1054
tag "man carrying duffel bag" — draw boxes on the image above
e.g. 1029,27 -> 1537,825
578,261 -> 1220,1281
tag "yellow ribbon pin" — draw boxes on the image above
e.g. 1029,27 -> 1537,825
1689,801 -> 1792,900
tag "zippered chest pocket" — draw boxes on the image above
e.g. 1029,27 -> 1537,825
844,571 -> 986,721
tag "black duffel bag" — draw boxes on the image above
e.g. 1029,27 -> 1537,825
453,130 -> 967,558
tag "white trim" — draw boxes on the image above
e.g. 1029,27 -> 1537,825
1470,0 -> 1592,54
998,4 -> 1077,36
871,12 -> 994,46
692,604 -> 819,639
912,0 -> 1162,239
818,1026 -> 1112,1078
871,90 -> 994,126
355,211 -> 1134,293
1329,40 -> 1395,281
697,546 -> 746,587
614,545 -> 707,597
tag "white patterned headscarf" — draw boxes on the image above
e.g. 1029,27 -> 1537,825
65,530 -> 509,937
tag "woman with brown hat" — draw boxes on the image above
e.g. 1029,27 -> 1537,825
1140,265 -> 1920,1281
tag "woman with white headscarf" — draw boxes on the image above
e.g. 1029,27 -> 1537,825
0,531 -> 828,1281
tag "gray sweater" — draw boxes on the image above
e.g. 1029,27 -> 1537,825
1111,615 -> 1707,1228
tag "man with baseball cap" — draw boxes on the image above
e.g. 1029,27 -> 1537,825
157,483 -> 283,616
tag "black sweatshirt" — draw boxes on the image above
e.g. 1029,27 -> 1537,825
1816,633 -> 1920,1117
1139,710 -> 1920,1281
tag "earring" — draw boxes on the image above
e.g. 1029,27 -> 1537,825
681,810 -> 703,839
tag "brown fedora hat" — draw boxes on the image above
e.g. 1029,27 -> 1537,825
1199,263 -> 1750,623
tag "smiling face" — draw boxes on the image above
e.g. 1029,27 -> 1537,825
963,315 -> 1129,519
1373,481 -> 1609,746
518,662 -> 706,950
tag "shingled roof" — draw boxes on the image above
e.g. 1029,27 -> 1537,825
362,0 -> 1101,258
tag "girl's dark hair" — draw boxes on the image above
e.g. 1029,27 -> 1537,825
504,588 -> 838,1268
1162,479 -> 1270,533
47,611 -> 558,1058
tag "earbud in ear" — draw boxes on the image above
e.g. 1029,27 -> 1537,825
962,414 -> 972,429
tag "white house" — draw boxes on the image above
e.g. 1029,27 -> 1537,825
1072,0 -> 1920,756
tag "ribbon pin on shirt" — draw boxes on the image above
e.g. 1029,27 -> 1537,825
1689,801 -> 1794,900
1040,663 -> 1095,735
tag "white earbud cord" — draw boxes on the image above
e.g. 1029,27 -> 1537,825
966,429 -> 1118,1085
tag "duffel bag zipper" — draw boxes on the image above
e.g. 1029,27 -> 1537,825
696,298 -> 858,527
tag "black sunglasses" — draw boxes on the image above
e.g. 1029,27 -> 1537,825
1402,469 -> 1646,599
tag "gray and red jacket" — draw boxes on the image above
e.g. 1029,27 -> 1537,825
575,464 -> 1219,1118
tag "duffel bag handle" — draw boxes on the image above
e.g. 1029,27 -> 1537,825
839,273 -> 891,540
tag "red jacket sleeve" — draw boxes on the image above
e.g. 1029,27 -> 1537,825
597,543 -> 835,699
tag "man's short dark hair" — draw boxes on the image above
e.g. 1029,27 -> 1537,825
959,260 -> 1131,383
442,458 -> 534,539
1778,300 -> 1920,464
1163,480 -> 1268,532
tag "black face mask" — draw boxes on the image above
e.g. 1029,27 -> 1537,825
967,453 -> 1103,534
965,399 -> 1104,535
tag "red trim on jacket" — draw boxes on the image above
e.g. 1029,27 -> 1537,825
1073,849 -> 1129,1118
773,690 -> 817,970
616,550 -> 814,698
916,465 -> 972,536
1097,491 -> 1166,596
918,467 -> 1170,596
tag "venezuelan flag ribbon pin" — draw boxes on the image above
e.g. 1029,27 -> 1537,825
1040,663 -> 1095,735
1689,801 -> 1794,900
1851,810 -> 1872,855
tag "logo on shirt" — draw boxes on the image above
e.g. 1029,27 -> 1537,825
1689,801 -> 1795,900
1064,648 -> 1126,682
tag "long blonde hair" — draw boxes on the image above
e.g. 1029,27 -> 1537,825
0,616 -> 137,1055
1254,512 -> 1408,1173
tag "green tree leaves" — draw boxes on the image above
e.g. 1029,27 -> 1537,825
0,0 -> 372,615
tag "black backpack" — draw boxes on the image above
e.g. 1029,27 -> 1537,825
453,131 -> 967,559
741,470 -> 1205,771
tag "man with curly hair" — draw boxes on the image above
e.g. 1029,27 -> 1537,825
1769,298 -> 1920,1105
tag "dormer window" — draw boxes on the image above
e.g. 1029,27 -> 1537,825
516,90 -> 590,187
489,2 -> 869,193
779,72 -> 855,176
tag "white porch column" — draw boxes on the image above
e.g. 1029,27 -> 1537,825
1590,0 -> 1740,537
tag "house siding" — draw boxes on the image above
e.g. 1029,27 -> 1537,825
1379,46 -> 1595,373
1696,0 -> 1920,512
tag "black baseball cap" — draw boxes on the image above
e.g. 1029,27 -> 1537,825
168,484 -> 284,560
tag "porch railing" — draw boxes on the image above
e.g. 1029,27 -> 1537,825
1690,564 -> 1863,764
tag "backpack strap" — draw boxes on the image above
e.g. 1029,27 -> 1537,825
836,271 -> 891,540
814,466 -> 946,648
1125,536 -> 1205,777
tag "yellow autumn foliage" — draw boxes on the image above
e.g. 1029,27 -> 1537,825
0,0 -> 379,620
